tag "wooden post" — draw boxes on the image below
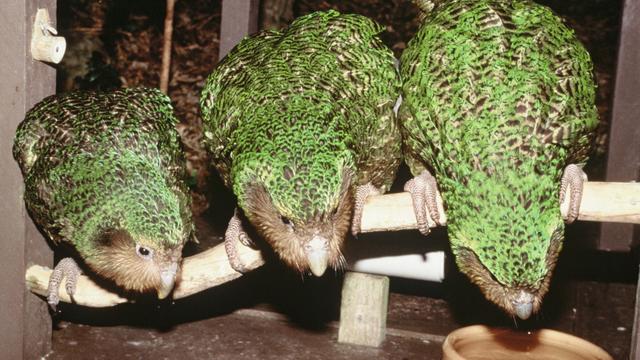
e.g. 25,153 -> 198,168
338,272 -> 390,347
219,0 -> 260,60
160,0 -> 176,94
599,0 -> 640,251
0,1 -> 56,359
632,265 -> 640,359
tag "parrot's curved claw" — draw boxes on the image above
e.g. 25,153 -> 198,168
47,257 -> 81,311
351,183 -> 382,236
224,209 -> 255,274
560,164 -> 587,224
404,170 -> 443,235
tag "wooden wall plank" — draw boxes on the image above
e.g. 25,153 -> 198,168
631,266 -> 640,359
0,1 -> 56,358
599,0 -> 640,251
219,0 -> 260,60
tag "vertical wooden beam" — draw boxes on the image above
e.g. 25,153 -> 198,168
599,0 -> 640,251
0,1 -> 56,359
219,0 -> 260,60
631,265 -> 640,359
338,272 -> 389,347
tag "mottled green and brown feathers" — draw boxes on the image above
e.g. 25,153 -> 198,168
14,88 -> 193,294
200,10 -> 401,273
400,0 -> 597,315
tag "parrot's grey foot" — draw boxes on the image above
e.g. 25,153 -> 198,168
560,164 -> 587,224
404,170 -> 443,235
224,210 -> 255,274
351,183 -> 382,236
47,257 -> 81,310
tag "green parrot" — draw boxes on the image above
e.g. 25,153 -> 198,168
200,10 -> 402,276
399,0 -> 598,319
14,88 -> 194,307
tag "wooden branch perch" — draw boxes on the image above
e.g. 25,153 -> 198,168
361,181 -> 640,233
25,242 -> 264,307
25,181 -> 640,307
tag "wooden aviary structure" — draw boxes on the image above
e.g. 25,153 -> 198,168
598,0 -> 640,252
1,1 -> 57,359
616,2 -> 640,357
2,0 -> 640,357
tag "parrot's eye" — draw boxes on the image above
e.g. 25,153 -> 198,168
281,216 -> 294,231
136,244 -> 153,260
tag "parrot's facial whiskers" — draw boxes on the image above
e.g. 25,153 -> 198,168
88,229 -> 182,298
243,177 -> 353,277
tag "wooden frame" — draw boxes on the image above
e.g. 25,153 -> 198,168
1,1 -> 56,358
609,0 -> 640,356
4,0 -> 640,355
219,0 -> 260,60
599,0 -> 640,252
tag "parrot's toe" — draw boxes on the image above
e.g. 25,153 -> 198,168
404,170 -> 443,235
224,209 -> 255,274
560,164 -> 587,224
47,257 -> 81,310
351,183 -> 381,236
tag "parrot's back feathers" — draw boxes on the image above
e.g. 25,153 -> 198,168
201,10 -> 402,213
201,10 -> 401,273
14,87 -> 193,258
14,88 -> 184,179
399,0 -> 598,316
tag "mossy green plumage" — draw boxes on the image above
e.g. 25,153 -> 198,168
400,0 -> 597,314
14,88 -> 193,293
200,10 -> 401,272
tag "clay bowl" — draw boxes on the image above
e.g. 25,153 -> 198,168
442,325 -> 612,360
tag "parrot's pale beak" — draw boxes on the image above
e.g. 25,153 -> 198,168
157,263 -> 178,299
512,290 -> 534,320
305,235 -> 329,277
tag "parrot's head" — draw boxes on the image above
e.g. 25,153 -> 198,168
444,168 -> 565,320
235,154 -> 354,277
81,184 -> 191,300
85,228 -> 185,299
77,175 -> 192,299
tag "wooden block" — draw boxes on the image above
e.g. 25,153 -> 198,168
338,272 -> 389,347
219,0 -> 259,60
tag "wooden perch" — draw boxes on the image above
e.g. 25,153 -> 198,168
25,181 -> 640,307
361,181 -> 640,232
31,8 -> 66,64
26,242 -> 264,307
